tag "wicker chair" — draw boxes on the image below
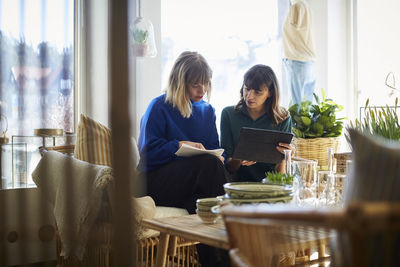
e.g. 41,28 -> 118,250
221,202 -> 400,267
41,145 -> 200,267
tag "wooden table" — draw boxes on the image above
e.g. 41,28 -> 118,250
142,214 -> 332,267
142,214 -> 228,267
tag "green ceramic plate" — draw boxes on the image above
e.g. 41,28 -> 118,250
223,182 -> 292,199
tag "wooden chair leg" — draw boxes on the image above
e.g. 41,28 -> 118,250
167,236 -> 178,256
155,232 -> 170,267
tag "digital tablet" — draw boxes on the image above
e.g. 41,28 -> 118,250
232,127 -> 294,164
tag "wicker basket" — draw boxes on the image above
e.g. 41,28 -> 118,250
334,152 -> 352,174
293,137 -> 340,168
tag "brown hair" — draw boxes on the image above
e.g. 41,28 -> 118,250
235,64 -> 289,124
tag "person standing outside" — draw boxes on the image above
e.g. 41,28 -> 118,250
283,0 -> 316,105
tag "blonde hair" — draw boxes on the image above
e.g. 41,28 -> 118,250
165,51 -> 212,118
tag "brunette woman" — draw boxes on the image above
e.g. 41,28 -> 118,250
221,64 -> 294,182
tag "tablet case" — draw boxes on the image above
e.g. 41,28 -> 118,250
232,127 -> 294,164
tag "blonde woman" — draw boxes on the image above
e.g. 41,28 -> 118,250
138,51 -> 228,215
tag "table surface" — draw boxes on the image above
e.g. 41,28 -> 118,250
143,213 -> 334,267
142,214 -> 229,249
142,214 -> 333,250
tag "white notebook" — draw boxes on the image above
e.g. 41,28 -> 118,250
175,143 -> 224,157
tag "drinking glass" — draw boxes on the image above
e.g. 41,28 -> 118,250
284,149 -> 292,175
317,171 -> 331,207
291,160 -> 317,206
325,173 -> 347,207
327,147 -> 335,172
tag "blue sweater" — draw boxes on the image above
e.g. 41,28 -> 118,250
138,94 -> 221,172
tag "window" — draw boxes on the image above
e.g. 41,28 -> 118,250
0,0 -> 74,136
356,0 -> 400,109
161,0 -> 288,130
0,0 -> 75,188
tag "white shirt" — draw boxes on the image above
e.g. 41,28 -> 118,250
283,0 -> 316,61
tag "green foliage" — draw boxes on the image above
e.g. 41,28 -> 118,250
288,89 -> 345,138
347,98 -> 400,141
265,171 -> 294,185
133,29 -> 148,44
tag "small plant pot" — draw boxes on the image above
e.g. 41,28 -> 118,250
133,44 -> 148,57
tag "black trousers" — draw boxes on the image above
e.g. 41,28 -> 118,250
145,154 -> 229,214
144,154 -> 231,267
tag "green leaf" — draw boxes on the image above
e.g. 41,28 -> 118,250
347,98 -> 400,141
313,93 -> 320,104
321,88 -> 326,101
133,29 -> 149,44
292,128 -> 304,138
289,89 -> 344,139
301,116 -> 312,126
288,103 -> 299,114
265,172 -> 294,185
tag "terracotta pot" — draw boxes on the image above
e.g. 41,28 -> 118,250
133,44 -> 147,57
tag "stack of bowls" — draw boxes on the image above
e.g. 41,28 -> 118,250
196,197 -> 221,224
220,182 -> 293,205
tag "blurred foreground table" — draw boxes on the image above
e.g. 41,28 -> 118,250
142,214 -> 228,267
143,214 -> 333,267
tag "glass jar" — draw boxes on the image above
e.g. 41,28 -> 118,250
291,160 -> 317,206
130,17 -> 157,58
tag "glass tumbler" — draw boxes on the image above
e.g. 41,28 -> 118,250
291,160 -> 317,206
317,171 -> 332,207
325,173 -> 347,207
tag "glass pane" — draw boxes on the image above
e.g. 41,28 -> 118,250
162,0 -> 287,131
357,1 -> 400,108
0,0 -> 74,136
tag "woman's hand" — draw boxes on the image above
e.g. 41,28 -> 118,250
226,158 -> 257,172
179,141 -> 205,150
218,156 -> 225,163
276,142 -> 295,156
241,160 -> 256,166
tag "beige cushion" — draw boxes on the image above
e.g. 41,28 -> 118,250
154,206 -> 189,218
74,114 -> 112,166
73,114 -> 187,240
345,129 -> 400,203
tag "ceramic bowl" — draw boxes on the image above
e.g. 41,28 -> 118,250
196,197 -> 222,211
196,209 -> 218,224
218,194 -> 293,205
223,182 -> 292,199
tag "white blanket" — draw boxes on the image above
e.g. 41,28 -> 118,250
32,151 -> 113,260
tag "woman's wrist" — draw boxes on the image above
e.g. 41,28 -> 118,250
226,158 -> 241,172
275,161 -> 285,173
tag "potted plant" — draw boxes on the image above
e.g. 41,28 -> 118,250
132,28 -> 149,57
288,90 -> 345,169
347,98 -> 400,141
263,171 -> 294,186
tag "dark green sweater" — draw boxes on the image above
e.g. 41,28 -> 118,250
220,105 -> 292,182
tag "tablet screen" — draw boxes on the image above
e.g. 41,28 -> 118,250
232,127 -> 294,164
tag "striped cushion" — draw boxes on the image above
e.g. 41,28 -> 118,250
74,114 -> 112,167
